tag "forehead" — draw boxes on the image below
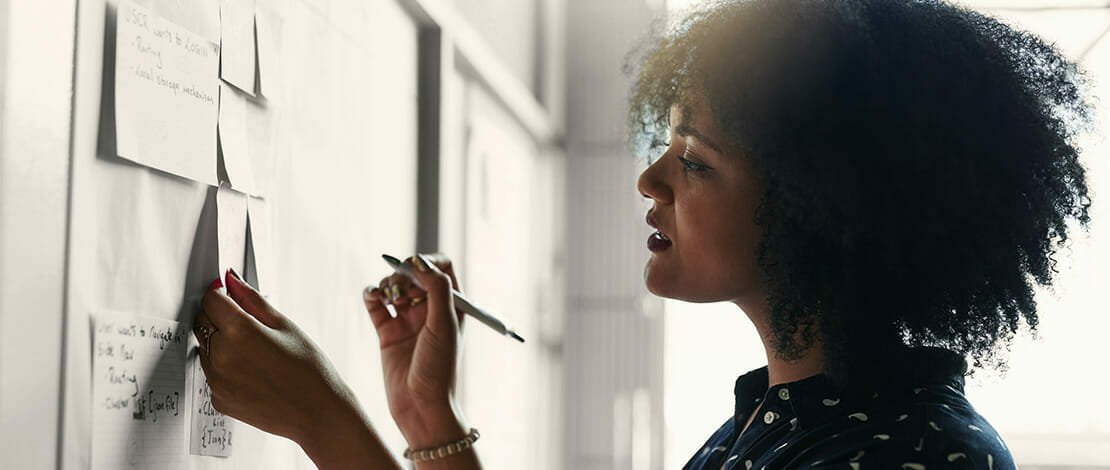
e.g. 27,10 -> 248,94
668,98 -> 712,130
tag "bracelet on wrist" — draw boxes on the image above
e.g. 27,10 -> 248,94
403,428 -> 480,462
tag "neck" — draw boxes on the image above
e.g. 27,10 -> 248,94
763,335 -> 824,387
734,299 -> 825,387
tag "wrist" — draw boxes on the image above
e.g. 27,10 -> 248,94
398,402 -> 470,450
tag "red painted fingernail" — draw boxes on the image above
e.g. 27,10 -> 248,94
230,268 -> 244,282
225,269 -> 243,297
209,278 -> 223,290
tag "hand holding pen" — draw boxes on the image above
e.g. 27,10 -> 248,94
362,253 -> 484,457
381,254 -> 524,343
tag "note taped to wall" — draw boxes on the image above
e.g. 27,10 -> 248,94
189,348 -> 234,456
246,196 -> 274,292
219,0 -> 258,95
115,1 -> 220,185
253,6 -> 284,99
219,82 -> 258,195
91,313 -> 188,470
217,184 -> 249,278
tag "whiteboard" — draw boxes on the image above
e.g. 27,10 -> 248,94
63,0 -> 423,467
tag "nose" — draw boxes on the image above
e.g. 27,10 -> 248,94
637,154 -> 673,204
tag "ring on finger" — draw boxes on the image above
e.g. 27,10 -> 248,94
379,281 -> 393,303
195,324 -> 219,354
409,295 -> 426,306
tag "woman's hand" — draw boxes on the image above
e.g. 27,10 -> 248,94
195,270 -> 400,469
363,253 -> 472,450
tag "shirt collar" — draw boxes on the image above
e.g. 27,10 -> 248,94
732,346 -> 968,430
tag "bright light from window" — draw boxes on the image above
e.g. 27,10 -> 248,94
662,300 -> 765,469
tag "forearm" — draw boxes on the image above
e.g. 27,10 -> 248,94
297,392 -> 405,470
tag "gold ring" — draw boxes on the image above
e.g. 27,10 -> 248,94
410,296 -> 426,306
196,324 -> 218,354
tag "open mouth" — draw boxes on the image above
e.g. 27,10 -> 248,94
648,230 -> 672,252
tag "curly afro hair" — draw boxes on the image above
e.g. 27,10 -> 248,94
625,0 -> 1098,389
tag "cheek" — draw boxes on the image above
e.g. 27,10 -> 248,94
679,199 -> 759,281
686,217 -> 745,266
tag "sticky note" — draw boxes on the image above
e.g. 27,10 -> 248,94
91,313 -> 188,469
246,196 -> 273,292
218,83 -> 258,195
188,348 -> 234,456
114,1 -> 220,185
219,0 -> 258,95
216,184 -> 249,279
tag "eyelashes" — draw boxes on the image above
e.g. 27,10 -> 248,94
678,150 -> 711,173
644,148 -> 712,173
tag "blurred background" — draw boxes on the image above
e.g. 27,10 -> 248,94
1,0 -> 1107,468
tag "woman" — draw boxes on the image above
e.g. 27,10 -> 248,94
193,0 -> 1096,468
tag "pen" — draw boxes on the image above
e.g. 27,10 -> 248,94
381,254 -> 526,343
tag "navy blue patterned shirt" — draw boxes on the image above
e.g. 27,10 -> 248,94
684,347 -> 1016,469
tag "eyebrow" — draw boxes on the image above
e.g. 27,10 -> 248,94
674,124 -> 724,153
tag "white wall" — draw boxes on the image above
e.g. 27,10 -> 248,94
61,0 -> 420,467
2,0 -> 570,468
0,0 -> 75,467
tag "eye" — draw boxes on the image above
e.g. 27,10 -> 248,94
678,150 -> 711,173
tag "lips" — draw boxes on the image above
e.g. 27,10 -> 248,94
646,211 -> 672,252
648,231 -> 672,252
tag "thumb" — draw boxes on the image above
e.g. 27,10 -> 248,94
411,253 -> 459,342
224,269 -> 284,329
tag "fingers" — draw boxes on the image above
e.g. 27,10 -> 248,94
194,346 -> 232,416
376,271 -> 425,306
192,312 -> 218,354
363,286 -> 393,328
409,253 -> 459,341
201,279 -> 254,332
197,335 -> 217,375
224,269 -> 283,329
410,253 -> 460,292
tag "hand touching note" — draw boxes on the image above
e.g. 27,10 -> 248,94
195,270 -> 401,469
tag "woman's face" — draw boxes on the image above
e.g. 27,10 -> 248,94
637,99 -> 766,303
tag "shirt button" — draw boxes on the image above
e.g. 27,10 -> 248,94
763,411 -> 776,424
778,388 -> 790,401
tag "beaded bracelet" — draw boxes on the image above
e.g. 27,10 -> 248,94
403,428 -> 480,462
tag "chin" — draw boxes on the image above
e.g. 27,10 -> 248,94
644,275 -> 718,303
644,269 -> 737,303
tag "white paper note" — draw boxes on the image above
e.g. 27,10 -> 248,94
91,313 -> 188,470
188,347 -> 234,456
115,1 -> 220,185
219,0 -> 258,95
217,184 -> 249,279
244,97 -> 274,196
219,82 -> 258,195
246,196 -> 273,292
253,5 -> 284,99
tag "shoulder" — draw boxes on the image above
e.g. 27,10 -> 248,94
809,388 -> 1015,469
683,416 -> 737,469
